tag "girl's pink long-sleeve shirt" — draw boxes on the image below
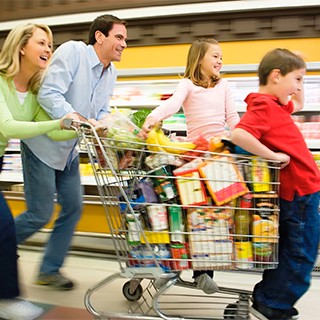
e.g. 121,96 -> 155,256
148,78 -> 240,141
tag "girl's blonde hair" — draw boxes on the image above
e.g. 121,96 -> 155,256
184,38 -> 221,88
0,23 -> 53,94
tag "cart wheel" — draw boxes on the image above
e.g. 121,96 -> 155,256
122,281 -> 143,301
223,303 -> 238,319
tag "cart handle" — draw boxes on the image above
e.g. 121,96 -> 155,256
61,119 -> 93,130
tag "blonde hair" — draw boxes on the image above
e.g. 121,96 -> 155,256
184,38 -> 221,88
0,23 -> 53,94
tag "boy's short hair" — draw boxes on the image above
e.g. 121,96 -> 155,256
258,48 -> 306,85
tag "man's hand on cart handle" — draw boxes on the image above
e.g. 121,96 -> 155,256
88,118 -> 108,137
73,112 -> 88,122
67,112 -> 108,135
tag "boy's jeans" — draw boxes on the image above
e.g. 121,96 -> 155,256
15,142 -> 83,275
254,192 -> 320,310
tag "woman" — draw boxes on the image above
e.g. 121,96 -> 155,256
0,23 -> 77,320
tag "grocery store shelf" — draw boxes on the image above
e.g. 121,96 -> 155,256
111,75 -> 320,113
0,171 -> 99,186
306,140 -> 320,150
2,0 -> 320,31
0,171 -> 23,183
116,62 -> 320,78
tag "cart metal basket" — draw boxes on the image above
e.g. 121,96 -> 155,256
76,123 -> 280,320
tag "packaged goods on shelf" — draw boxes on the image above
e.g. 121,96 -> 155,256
313,153 -> 320,170
11,183 -> 24,192
7,139 -> 20,150
298,122 -> 320,140
2,154 -> 22,172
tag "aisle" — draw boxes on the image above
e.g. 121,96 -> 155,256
35,303 -> 92,320
17,249 -> 320,319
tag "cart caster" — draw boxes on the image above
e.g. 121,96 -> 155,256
224,303 -> 249,320
122,280 -> 143,301
224,303 -> 238,319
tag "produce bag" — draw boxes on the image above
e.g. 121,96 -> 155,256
104,110 -> 144,149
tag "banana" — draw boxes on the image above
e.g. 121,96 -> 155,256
156,129 -> 196,154
146,128 -> 166,152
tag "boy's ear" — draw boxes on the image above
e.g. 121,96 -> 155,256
270,68 -> 281,84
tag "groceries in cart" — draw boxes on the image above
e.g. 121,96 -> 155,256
89,121 -> 280,273
103,110 -> 145,149
77,122 -> 281,320
77,117 -> 280,272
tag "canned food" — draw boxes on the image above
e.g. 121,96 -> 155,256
235,241 -> 253,269
170,243 -> 189,270
168,206 -> 185,243
147,205 -> 168,231
126,213 -> 141,245
148,166 -> 177,202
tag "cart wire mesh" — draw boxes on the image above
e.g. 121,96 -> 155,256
76,123 -> 280,320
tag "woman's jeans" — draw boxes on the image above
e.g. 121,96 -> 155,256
254,192 -> 320,310
0,156 -> 20,299
15,142 -> 83,275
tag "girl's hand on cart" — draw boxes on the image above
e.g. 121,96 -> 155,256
60,113 -> 80,129
141,116 -> 160,138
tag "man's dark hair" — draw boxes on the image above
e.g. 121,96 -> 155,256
88,14 -> 127,45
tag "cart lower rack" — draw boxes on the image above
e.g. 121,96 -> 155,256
77,123 -> 280,320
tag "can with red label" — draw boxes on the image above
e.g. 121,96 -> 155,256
170,243 -> 189,270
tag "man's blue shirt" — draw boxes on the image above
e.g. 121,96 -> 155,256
23,41 -> 117,170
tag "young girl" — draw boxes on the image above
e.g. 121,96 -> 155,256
231,48 -> 320,320
0,23 -> 77,320
142,38 -> 240,294
142,38 -> 240,141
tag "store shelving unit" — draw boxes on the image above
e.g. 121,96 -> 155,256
110,74 -> 320,149
1,70 -> 319,252
2,73 -> 319,190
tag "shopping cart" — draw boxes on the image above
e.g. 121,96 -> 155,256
75,123 -> 280,320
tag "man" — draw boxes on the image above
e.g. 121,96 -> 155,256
15,14 -> 127,290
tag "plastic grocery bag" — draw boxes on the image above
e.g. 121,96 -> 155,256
104,110 -> 144,149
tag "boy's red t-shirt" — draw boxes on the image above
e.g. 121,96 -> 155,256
236,93 -> 320,201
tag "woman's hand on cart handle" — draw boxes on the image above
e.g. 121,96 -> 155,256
68,112 -> 91,129
60,113 -> 80,129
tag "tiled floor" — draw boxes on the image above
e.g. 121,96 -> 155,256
17,248 -> 320,319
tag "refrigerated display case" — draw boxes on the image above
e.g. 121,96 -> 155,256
2,70 -> 319,252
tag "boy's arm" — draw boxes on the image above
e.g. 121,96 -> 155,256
231,128 -> 290,168
291,83 -> 304,113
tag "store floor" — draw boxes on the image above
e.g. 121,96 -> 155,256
18,249 -> 320,320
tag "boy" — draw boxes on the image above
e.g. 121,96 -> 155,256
231,48 -> 320,320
